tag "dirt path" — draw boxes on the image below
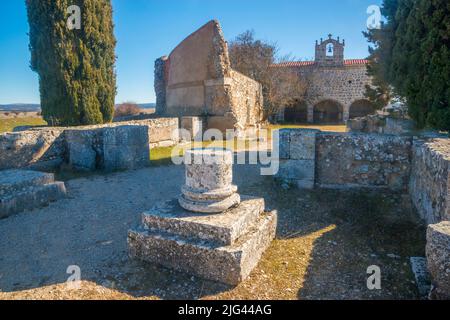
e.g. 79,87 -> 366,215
0,160 -> 425,300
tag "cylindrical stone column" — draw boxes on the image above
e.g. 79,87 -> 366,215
178,148 -> 240,213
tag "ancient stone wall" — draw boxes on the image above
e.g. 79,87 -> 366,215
302,65 -> 371,119
230,70 -> 263,132
409,138 -> 450,224
315,133 -> 412,191
277,129 -> 412,191
0,118 -> 179,171
0,129 -> 66,170
274,35 -> 374,124
155,20 -> 263,134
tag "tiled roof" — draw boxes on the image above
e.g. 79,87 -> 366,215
272,59 -> 369,68
273,61 -> 316,67
344,59 -> 369,65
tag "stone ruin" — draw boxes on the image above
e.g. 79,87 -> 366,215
128,148 -> 277,285
154,20 -> 263,136
0,169 -> 66,219
276,128 -> 450,299
273,34 -> 375,124
347,102 -> 415,135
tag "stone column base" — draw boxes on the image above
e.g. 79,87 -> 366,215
128,196 -> 277,285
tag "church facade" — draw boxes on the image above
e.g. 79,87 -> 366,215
274,34 -> 375,124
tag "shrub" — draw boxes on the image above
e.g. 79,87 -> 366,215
114,102 -> 142,118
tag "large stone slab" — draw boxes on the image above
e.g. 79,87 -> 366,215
0,170 -> 54,197
277,159 -> 315,189
0,170 -> 66,218
102,125 -> 150,171
128,209 -> 277,285
289,130 -> 317,160
142,196 -> 265,246
65,129 -> 101,171
426,221 -> 450,299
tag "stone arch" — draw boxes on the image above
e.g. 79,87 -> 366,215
284,100 -> 308,123
349,99 -> 376,119
313,100 -> 344,124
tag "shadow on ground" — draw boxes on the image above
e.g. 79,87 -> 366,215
0,151 -> 426,300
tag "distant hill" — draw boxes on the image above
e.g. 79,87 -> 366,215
0,103 -> 156,112
138,103 -> 156,109
0,104 -> 40,112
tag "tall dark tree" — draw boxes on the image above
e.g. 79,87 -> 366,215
365,0 -> 450,130
26,0 -> 116,126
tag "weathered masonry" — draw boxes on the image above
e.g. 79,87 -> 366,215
274,34 -> 374,124
0,118 -> 179,172
276,128 -> 450,299
154,20 -> 263,136
277,129 -> 450,225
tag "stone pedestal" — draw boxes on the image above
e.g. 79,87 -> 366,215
128,148 -> 277,285
0,170 -> 66,218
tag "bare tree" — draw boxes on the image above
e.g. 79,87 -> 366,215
229,30 -> 311,120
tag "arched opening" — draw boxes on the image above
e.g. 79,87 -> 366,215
326,43 -> 334,57
349,99 -> 376,119
313,100 -> 343,124
284,100 -> 308,123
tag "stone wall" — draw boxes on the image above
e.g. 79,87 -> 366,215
316,133 -> 412,191
276,129 -> 412,191
409,138 -> 450,224
0,129 -> 65,170
276,128 -> 450,225
155,20 -> 263,134
0,118 -> 179,171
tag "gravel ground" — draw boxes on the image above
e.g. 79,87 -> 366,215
0,156 -> 426,300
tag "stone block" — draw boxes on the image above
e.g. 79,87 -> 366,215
289,130 -> 317,160
278,129 -> 291,159
65,129 -> 100,171
278,159 -> 315,181
102,126 -> 150,171
410,257 -> 431,298
0,170 -> 54,197
426,221 -> 450,299
142,196 -> 264,246
128,209 -> 277,285
0,170 -> 66,218
180,116 -> 203,141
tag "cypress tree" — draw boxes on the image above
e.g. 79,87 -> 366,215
26,0 -> 116,126
365,0 -> 450,130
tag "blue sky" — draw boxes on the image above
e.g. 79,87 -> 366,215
0,0 -> 382,104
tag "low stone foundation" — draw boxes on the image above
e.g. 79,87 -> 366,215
0,129 -> 65,171
0,117 -> 179,172
276,129 -> 412,191
0,170 -> 66,218
275,128 -> 450,298
409,138 -> 450,224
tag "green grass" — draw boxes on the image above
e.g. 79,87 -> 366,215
0,117 -> 47,133
267,123 -> 347,133
150,139 -> 255,166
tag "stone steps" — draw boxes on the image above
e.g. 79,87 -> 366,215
0,170 -> 66,218
141,196 -> 265,246
128,208 -> 277,285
